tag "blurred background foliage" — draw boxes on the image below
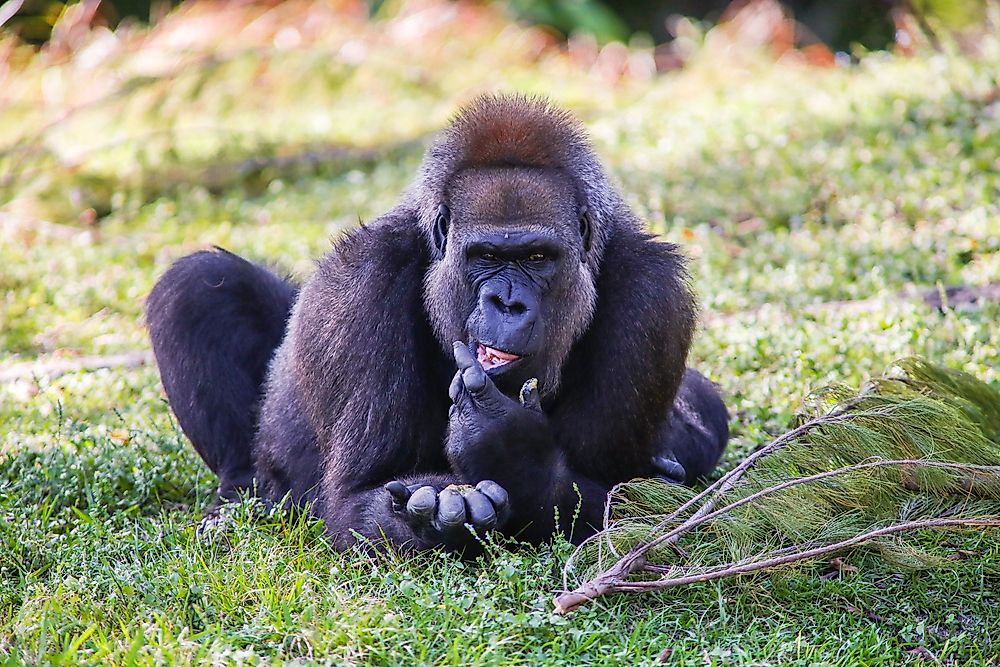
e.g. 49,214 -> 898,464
1,0 -> 997,381
0,0 -> 995,227
2,0 -> 989,49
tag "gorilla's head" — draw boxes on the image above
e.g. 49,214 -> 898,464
418,95 -> 632,396
426,166 -> 596,395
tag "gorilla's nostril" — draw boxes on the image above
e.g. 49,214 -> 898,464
490,295 -> 528,317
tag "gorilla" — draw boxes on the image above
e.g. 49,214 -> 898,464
146,94 -> 728,552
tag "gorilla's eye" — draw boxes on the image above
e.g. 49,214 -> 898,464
527,253 -> 547,262
481,252 -> 499,261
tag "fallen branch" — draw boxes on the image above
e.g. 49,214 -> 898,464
555,358 -> 1000,614
557,518 -> 1000,609
554,460 -> 999,613
558,403 -> 865,602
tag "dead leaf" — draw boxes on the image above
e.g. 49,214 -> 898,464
821,557 -> 859,579
905,646 -> 935,661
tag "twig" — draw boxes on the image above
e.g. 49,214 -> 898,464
555,517 -> 1000,612
677,458 -> 1000,534
590,458 -> 997,576
610,518 -> 1000,591
0,351 -> 153,383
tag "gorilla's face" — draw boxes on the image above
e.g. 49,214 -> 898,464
425,167 -> 596,396
462,226 -> 567,393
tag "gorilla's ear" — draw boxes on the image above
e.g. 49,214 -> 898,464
433,204 -> 450,258
579,205 -> 592,255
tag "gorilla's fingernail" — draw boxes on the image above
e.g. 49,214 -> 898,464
453,342 -> 477,369
476,480 -> 509,508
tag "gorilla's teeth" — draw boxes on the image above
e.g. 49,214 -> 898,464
478,344 -> 520,370
484,346 -> 519,361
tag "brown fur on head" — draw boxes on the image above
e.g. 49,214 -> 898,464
409,94 -> 641,272
448,167 -> 579,231
444,98 -> 587,171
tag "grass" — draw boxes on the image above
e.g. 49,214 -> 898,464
1,2 -> 999,664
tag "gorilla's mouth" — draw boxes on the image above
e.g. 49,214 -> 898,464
478,343 -> 522,371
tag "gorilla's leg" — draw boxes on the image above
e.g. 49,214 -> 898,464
651,369 -> 729,484
146,248 -> 298,500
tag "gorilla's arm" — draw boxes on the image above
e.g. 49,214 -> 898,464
555,230 -> 696,477
445,230 -> 699,543
549,231 -> 698,536
288,215 -> 495,550
445,342 -> 610,542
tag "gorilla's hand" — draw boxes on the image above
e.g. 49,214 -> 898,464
651,452 -> 687,484
384,480 -> 510,547
446,342 -> 557,486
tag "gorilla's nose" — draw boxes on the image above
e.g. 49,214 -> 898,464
487,291 -> 527,316
480,282 -> 537,351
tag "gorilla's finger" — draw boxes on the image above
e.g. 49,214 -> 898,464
462,363 -> 488,394
406,486 -> 438,521
436,488 -> 466,529
463,489 -> 497,530
384,481 -> 411,511
652,455 -> 686,484
449,370 -> 464,402
475,480 -> 510,516
453,341 -> 477,371
450,342 -> 489,394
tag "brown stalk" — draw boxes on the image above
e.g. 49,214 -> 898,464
617,457 -> 1000,576
583,518 -> 1000,593
556,512 -> 1000,613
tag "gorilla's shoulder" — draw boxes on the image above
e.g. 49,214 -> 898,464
585,226 -> 695,354
313,209 -> 429,288
600,227 -> 689,294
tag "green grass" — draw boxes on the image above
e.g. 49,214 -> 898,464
2,4 -> 999,664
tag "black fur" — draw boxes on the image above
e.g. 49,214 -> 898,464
145,95 -> 729,551
146,248 -> 298,500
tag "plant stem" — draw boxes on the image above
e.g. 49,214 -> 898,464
610,518 -> 1000,591
555,517 -> 1000,612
